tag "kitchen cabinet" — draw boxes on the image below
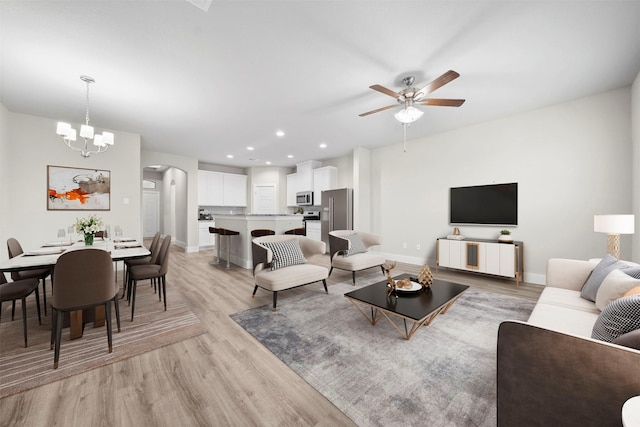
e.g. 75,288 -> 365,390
286,173 -> 298,206
198,221 -> 215,248
313,166 -> 337,206
305,221 -> 321,241
296,160 -> 321,192
198,170 -> 247,207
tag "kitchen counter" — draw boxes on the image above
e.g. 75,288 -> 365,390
213,214 -> 304,268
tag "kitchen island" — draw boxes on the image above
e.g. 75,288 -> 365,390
213,214 -> 304,269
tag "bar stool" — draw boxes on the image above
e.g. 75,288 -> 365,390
209,227 -> 239,269
284,227 -> 306,235
251,229 -> 275,238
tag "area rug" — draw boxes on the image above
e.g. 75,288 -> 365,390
231,274 -> 536,427
0,282 -> 206,398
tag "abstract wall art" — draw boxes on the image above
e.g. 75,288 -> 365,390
47,165 -> 111,210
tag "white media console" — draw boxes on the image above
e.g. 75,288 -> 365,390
436,238 -> 524,286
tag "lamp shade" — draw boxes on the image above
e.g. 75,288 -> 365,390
594,214 -> 635,234
394,106 -> 424,124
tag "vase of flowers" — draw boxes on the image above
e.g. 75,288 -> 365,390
75,214 -> 103,246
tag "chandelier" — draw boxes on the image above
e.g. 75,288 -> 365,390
56,75 -> 114,158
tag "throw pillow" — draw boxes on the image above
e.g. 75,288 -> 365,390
591,294 -> 640,342
595,269 -> 640,311
260,239 -> 307,271
612,328 -> 640,351
623,266 -> 640,279
344,233 -> 367,257
623,286 -> 640,297
580,254 -> 632,302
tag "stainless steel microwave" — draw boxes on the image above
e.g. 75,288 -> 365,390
296,191 -> 314,206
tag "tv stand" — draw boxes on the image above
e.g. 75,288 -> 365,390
436,238 -> 524,286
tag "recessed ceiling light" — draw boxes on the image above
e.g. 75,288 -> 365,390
276,130 -> 285,137
287,154 -> 293,158
265,161 -> 271,165
319,143 -> 327,148
247,146 -> 254,151
226,154 -> 233,159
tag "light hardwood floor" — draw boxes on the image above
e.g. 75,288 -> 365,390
0,243 -> 543,427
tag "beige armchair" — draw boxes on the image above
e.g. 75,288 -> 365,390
329,230 -> 386,285
252,235 -> 328,311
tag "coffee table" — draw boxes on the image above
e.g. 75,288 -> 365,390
344,273 -> 469,340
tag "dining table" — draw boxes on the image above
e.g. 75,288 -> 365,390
0,238 -> 151,339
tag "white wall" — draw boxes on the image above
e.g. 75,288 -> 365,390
0,108 -> 142,261
369,87 -> 634,284
141,150 -> 198,252
246,166 -> 290,214
0,104 -> 10,262
632,71 -> 640,261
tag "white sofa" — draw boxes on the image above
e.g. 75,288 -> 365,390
497,258 -> 640,427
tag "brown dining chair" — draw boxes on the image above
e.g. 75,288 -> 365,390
7,238 -> 52,315
94,230 -> 105,238
0,273 -> 41,347
50,248 -> 120,369
251,229 -> 275,238
123,232 -> 161,299
127,235 -> 171,321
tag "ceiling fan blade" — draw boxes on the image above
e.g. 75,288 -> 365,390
419,98 -> 465,107
369,84 -> 400,99
415,70 -> 460,97
359,104 -> 398,117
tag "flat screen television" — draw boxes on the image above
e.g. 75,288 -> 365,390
449,183 -> 518,226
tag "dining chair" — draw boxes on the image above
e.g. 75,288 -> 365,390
50,248 -> 120,369
7,238 -> 52,315
123,232 -> 161,298
0,273 -> 41,347
127,235 -> 171,321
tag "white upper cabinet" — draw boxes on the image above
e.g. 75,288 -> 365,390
198,170 -> 246,206
313,166 -> 337,205
296,160 -> 321,192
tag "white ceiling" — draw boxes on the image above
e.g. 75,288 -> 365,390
1,1 -> 639,168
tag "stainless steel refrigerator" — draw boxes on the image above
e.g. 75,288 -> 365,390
321,188 -> 353,250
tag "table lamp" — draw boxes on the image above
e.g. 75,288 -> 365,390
593,214 -> 635,259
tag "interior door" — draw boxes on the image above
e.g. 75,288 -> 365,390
253,185 -> 276,214
142,190 -> 159,238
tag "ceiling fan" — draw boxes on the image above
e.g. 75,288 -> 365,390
359,70 -> 465,123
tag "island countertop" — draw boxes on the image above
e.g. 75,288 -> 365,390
212,215 -> 304,269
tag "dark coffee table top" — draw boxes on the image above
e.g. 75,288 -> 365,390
344,273 -> 469,321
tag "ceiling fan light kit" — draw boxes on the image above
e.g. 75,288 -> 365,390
394,106 -> 424,124
56,75 -> 115,158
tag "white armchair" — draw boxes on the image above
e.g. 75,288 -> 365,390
252,235 -> 329,311
328,230 -> 386,285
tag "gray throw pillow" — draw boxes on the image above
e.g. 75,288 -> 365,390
260,239 -> 307,270
580,254 -> 632,302
612,328 -> 640,350
591,294 -> 640,342
344,233 -> 367,257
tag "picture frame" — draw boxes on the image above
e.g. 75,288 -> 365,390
47,165 -> 111,211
